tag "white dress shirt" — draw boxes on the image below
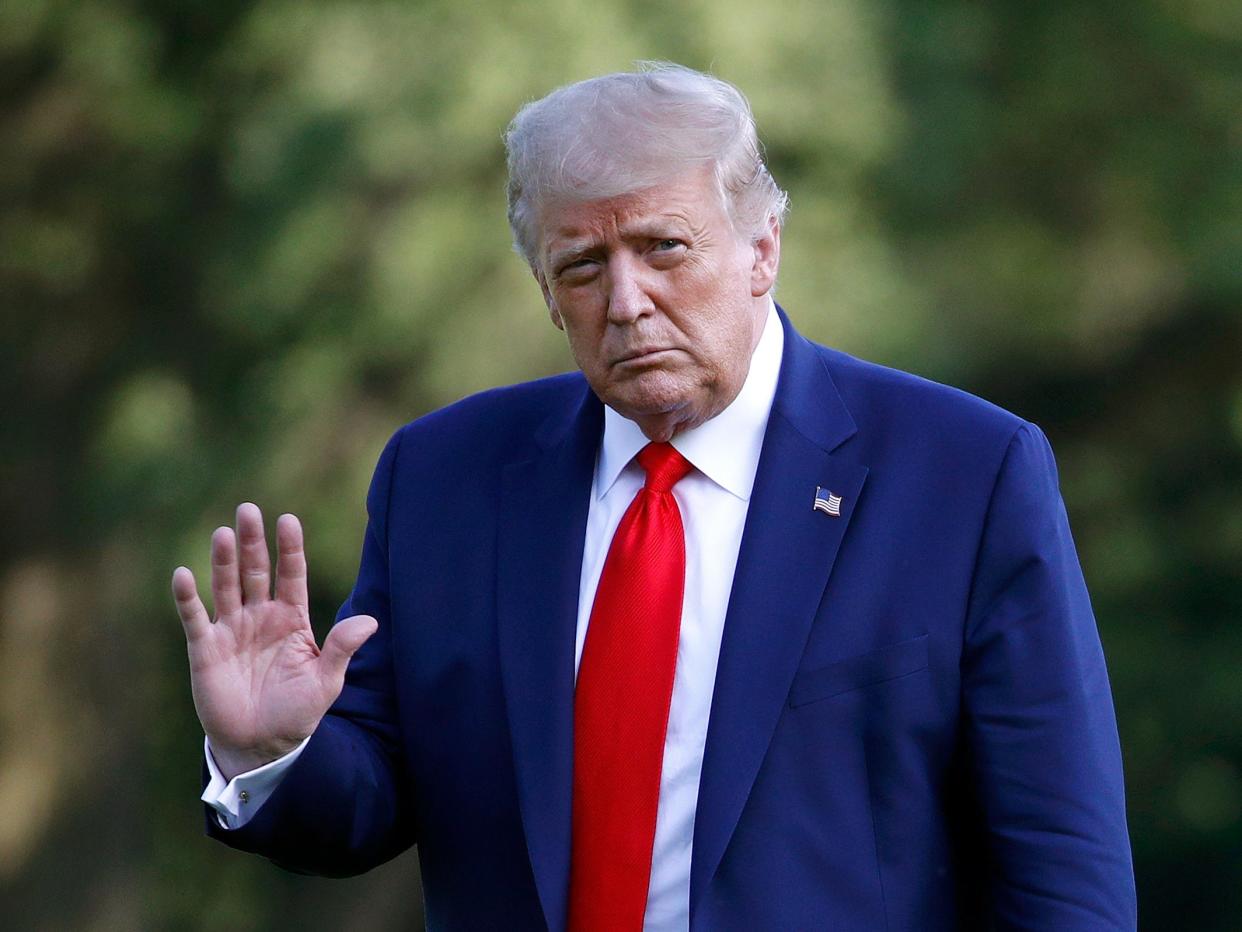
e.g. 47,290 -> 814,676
205,299 -> 784,931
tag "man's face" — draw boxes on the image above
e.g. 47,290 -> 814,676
535,169 -> 780,442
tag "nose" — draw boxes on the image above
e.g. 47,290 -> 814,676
605,253 -> 655,324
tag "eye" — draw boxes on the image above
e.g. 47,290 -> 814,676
556,257 -> 599,283
647,239 -> 687,267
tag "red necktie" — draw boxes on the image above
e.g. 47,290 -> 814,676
569,442 -> 694,931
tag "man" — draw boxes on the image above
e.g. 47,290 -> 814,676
173,64 -> 1136,929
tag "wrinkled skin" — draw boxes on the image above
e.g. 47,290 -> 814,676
536,169 -> 780,442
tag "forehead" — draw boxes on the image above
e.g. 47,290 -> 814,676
538,170 -> 726,252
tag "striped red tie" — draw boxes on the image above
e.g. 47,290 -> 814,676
569,442 -> 693,931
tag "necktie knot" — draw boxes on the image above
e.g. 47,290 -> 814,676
637,442 -> 693,493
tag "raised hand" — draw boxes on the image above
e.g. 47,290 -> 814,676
172,503 -> 377,780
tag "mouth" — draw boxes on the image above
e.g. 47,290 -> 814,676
613,347 -> 679,367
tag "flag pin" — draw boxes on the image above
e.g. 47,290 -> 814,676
813,487 -> 843,517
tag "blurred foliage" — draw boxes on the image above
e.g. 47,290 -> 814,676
1,0 -> 1239,928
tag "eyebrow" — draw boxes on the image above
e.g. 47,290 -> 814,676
622,217 -> 691,240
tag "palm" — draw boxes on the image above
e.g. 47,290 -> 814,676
192,598 -> 325,752
173,504 -> 376,776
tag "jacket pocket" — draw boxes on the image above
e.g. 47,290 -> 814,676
788,633 -> 929,708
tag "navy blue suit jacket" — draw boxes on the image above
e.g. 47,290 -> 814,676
209,310 -> 1136,930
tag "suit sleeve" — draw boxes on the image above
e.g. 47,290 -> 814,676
205,427 -> 417,876
962,422 -> 1136,929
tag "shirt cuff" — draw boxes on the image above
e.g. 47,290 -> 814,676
201,735 -> 311,830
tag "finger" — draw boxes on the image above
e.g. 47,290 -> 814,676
210,526 -> 242,617
172,566 -> 211,640
274,513 -> 309,611
235,502 -> 271,605
318,615 -> 379,689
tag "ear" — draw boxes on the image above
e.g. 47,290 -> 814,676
533,265 -> 564,330
749,215 -> 781,297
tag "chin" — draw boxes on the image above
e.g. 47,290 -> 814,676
602,373 -> 709,426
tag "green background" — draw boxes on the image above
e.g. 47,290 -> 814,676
2,0 -> 1239,928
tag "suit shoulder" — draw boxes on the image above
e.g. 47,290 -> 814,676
389,371 -> 588,460
815,344 -> 1026,455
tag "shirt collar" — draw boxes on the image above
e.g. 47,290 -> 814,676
596,297 -> 784,502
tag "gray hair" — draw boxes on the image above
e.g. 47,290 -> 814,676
504,62 -> 789,266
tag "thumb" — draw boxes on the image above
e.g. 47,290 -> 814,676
319,614 -> 379,684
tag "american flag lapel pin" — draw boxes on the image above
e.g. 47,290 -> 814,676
813,486 -> 843,517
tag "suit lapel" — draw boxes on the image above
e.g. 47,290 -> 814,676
497,381 -> 602,932
690,314 -> 869,917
